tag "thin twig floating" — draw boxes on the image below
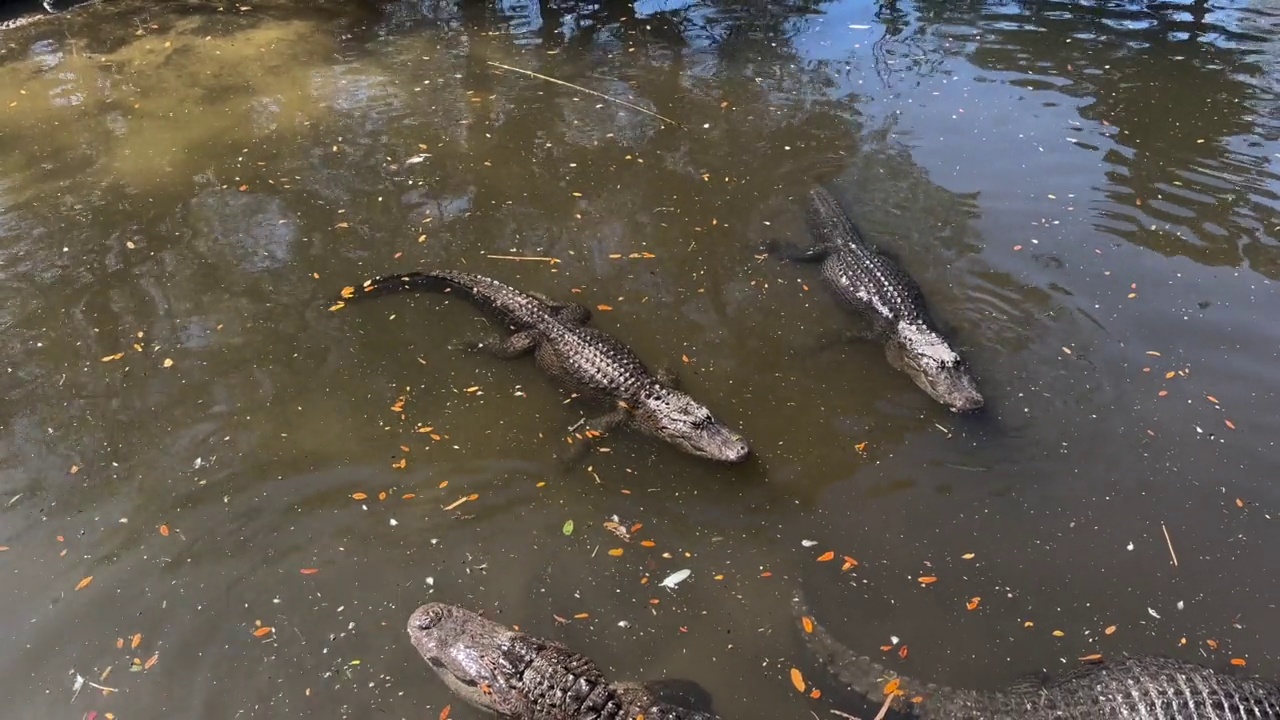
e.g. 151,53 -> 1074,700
870,694 -> 896,720
486,61 -> 684,129
1161,522 -> 1179,567
486,254 -> 562,263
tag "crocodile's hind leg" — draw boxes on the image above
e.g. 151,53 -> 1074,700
763,239 -> 831,263
452,330 -> 538,359
555,406 -> 630,467
525,291 -> 593,326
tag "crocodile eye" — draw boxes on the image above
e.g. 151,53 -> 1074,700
418,606 -> 445,631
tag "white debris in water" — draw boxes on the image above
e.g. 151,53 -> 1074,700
801,540 -> 818,547
1148,607 -> 1162,620
617,620 -> 631,628
1126,541 -> 1134,551
659,569 -> 692,590
425,577 -> 434,586
389,518 -> 398,526
890,635 -> 900,645
1176,601 -> 1184,611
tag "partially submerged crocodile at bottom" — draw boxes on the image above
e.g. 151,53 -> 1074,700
335,270 -> 750,464
408,602 -> 720,720
769,186 -> 983,412
791,589 -> 1280,719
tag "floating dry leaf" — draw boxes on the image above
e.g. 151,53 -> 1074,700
1225,419 -> 1236,430
439,705 -> 451,720
817,551 -> 835,562
1105,625 -> 1117,635
789,668 -> 805,693
162,358 -> 174,368
159,524 -> 170,537
918,576 -> 937,585
801,616 -> 814,634
1231,658 -> 1247,667
640,540 -> 656,548
608,548 -> 624,557
596,305 -> 613,311
1079,654 -> 1103,662
966,597 -> 981,611
144,653 -> 159,670
116,637 -> 124,649
961,553 -> 975,560
884,678 -> 901,696
1206,639 -> 1220,650
1052,630 -> 1065,637
300,568 -> 319,575
75,576 -> 93,591
352,492 -> 368,500
0,546 -> 8,552
898,645 -> 909,659
131,633 -> 142,649
252,627 -> 273,637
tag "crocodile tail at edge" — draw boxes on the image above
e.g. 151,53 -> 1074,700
790,589 -> 931,713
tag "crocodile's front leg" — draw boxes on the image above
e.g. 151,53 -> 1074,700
452,330 -> 538,359
556,406 -> 630,466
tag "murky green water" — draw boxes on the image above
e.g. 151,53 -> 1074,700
0,0 -> 1277,717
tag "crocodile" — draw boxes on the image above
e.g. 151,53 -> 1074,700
0,1 -> 95,31
769,186 -> 984,413
336,270 -> 750,464
791,589 -> 1280,719
408,602 -> 720,720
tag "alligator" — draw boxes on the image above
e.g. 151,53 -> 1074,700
336,270 -> 751,464
791,589 -> 1280,719
768,186 -> 984,413
408,602 -> 720,720
0,1 -> 95,31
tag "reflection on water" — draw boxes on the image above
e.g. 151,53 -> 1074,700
0,0 -> 1277,717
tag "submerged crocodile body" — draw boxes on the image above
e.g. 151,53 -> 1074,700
409,602 -> 719,720
791,590 -> 1280,719
771,186 -> 983,412
337,270 -> 750,463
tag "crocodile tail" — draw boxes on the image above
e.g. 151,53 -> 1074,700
345,271 -> 456,302
790,589 -> 931,714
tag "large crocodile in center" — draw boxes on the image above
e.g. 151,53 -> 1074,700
335,269 -> 750,464
408,602 -> 720,720
769,186 -> 984,412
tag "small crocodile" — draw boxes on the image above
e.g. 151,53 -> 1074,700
770,186 -> 983,412
408,602 -> 720,719
791,589 -> 1280,719
336,270 -> 750,463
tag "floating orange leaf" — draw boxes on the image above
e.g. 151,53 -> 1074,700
1206,395 -> 1219,404
918,576 -> 937,585
801,616 -> 814,634
352,492 -> 368,500
880,645 -> 893,652
340,286 -> 356,299
402,493 -> 416,500
1052,630 -> 1065,637
1105,625 -> 1117,635
159,524 -> 170,537
966,597 -> 981,611
144,653 -> 159,670
789,668 -> 806,693
884,678 -> 901,696
1231,658 -> 1247,667
1206,639 -> 1219,650
809,688 -> 821,699
961,553 -> 975,560
0,546 -> 9,552
841,556 -> 858,572
391,459 -> 407,469
439,705 -> 451,720
300,568 -> 319,575
608,548 -> 624,557
75,576 -> 93,591
816,551 -> 835,562
438,481 -> 448,489
760,571 -> 772,578
116,637 -> 124,649
640,540 -> 656,548
1225,419 -> 1236,430
253,627 -> 273,637
131,634 -> 142,649
1079,654 -> 1103,662
573,613 -> 589,619
378,491 -> 388,501
898,645 -> 909,659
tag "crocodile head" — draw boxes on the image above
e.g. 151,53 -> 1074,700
634,387 -> 751,463
408,603 -> 522,715
886,323 -> 984,412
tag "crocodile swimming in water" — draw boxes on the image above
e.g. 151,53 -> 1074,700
769,186 -> 984,412
791,589 -> 1280,719
335,269 -> 751,464
408,602 -> 720,720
